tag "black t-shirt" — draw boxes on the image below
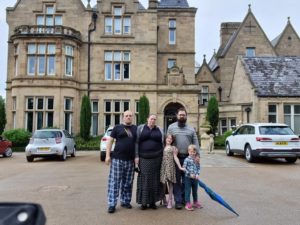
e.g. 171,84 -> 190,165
110,124 -> 137,161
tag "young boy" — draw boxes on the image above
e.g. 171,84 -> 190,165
183,145 -> 202,211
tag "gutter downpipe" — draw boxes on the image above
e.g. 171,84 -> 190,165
87,12 -> 98,97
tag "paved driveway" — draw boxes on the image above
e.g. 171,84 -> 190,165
0,151 -> 299,225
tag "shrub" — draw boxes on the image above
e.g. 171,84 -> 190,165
214,130 -> 233,148
80,95 -> 92,140
75,135 -> 101,150
3,129 -> 31,147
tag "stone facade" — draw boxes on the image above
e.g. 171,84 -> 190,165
5,0 -> 199,135
197,5 -> 300,135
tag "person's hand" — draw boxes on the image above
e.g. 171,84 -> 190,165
180,167 -> 186,172
195,175 -> 199,180
135,157 -> 139,165
105,156 -> 111,165
190,174 -> 195,179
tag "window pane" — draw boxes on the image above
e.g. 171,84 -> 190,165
46,16 -> 54,26
105,101 -> 111,112
46,112 -> 54,127
114,18 -> 121,34
114,7 -> 122,16
105,63 -> 112,80
37,112 -> 43,129
105,17 -> 112,34
114,63 -> 121,80
47,98 -> 54,109
65,98 -> 72,110
38,44 -> 46,54
46,6 -> 54,14
92,114 -> 98,136
37,16 -> 44,25
115,101 -> 120,112
169,20 -> 176,28
114,52 -> 121,61
123,63 -> 129,79
105,52 -> 112,61
26,112 -> 33,132
114,114 -> 120,125
92,102 -> 98,113
28,44 -> 36,54
169,30 -> 176,44
48,44 -> 56,54
27,98 -> 34,110
28,56 -> 36,75
37,98 -> 44,109
284,105 -> 291,114
295,105 -> 300,114
47,56 -> 55,75
168,59 -> 176,68
105,114 -> 111,128
55,16 -> 62,25
123,17 -> 131,34
124,101 -> 129,111
268,105 -> 276,113
38,56 -> 45,75
65,57 -> 73,75
123,52 -> 130,61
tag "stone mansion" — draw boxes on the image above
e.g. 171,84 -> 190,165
5,0 -> 300,135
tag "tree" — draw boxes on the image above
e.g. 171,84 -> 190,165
80,95 -> 92,140
0,96 -> 6,134
138,94 -> 150,124
206,96 -> 219,135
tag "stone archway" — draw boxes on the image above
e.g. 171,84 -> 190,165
164,102 -> 184,132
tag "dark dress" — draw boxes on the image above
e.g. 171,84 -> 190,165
136,125 -> 163,206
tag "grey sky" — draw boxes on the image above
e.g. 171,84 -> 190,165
1,0 -> 299,97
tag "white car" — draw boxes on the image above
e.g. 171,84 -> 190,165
25,129 -> 76,162
225,123 -> 300,163
100,126 -> 114,161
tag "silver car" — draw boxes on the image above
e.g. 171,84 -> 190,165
100,126 -> 114,161
25,129 -> 76,162
225,123 -> 300,163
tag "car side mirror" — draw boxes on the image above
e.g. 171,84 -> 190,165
0,202 -> 46,225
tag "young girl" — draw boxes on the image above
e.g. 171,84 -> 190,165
183,144 -> 202,211
160,134 -> 184,209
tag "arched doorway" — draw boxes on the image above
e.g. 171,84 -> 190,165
164,102 -> 184,132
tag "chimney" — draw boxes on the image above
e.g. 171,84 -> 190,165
220,22 -> 241,48
149,0 -> 158,9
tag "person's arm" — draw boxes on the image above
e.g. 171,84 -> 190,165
105,136 -> 114,165
134,125 -> 142,166
173,147 -> 185,171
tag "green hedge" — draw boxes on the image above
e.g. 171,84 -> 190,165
3,129 -> 31,147
214,130 -> 233,148
75,135 -> 101,150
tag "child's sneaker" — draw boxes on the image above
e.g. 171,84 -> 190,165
193,201 -> 203,209
185,202 -> 194,211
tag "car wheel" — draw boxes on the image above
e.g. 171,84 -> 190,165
225,143 -> 233,156
3,148 -> 12,157
71,147 -> 76,157
100,152 -> 106,162
285,157 -> 297,163
60,149 -> 67,161
245,145 -> 255,163
26,155 -> 34,162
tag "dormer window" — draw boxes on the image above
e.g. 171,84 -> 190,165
105,6 -> 131,35
36,4 -> 62,26
246,47 -> 255,57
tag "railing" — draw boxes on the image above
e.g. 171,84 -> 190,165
12,25 -> 81,41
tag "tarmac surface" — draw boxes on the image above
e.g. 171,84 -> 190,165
0,151 -> 299,225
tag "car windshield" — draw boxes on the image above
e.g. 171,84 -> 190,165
259,126 -> 295,135
33,131 -> 62,138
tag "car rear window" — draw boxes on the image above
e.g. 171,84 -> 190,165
259,126 -> 295,135
33,131 -> 62,138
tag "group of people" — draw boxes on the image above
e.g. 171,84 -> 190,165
105,108 -> 201,214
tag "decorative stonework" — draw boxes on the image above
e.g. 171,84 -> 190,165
166,64 -> 186,87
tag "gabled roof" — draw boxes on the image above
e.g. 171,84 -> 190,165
271,18 -> 300,47
208,54 -> 219,72
158,0 -> 189,8
242,57 -> 300,97
216,6 -> 274,58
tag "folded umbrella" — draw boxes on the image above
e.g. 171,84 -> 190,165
198,180 -> 239,216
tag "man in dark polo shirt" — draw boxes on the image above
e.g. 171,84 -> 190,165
105,110 -> 137,214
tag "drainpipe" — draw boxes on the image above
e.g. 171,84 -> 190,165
87,12 -> 98,97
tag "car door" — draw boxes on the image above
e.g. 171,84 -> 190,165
231,126 -> 248,152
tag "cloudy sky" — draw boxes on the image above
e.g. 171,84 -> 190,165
1,0 -> 299,97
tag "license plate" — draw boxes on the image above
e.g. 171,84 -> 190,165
38,147 -> 49,151
275,142 -> 288,145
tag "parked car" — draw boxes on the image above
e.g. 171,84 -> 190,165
0,136 -> 12,157
100,126 -> 114,161
25,129 -> 76,162
225,123 -> 300,163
